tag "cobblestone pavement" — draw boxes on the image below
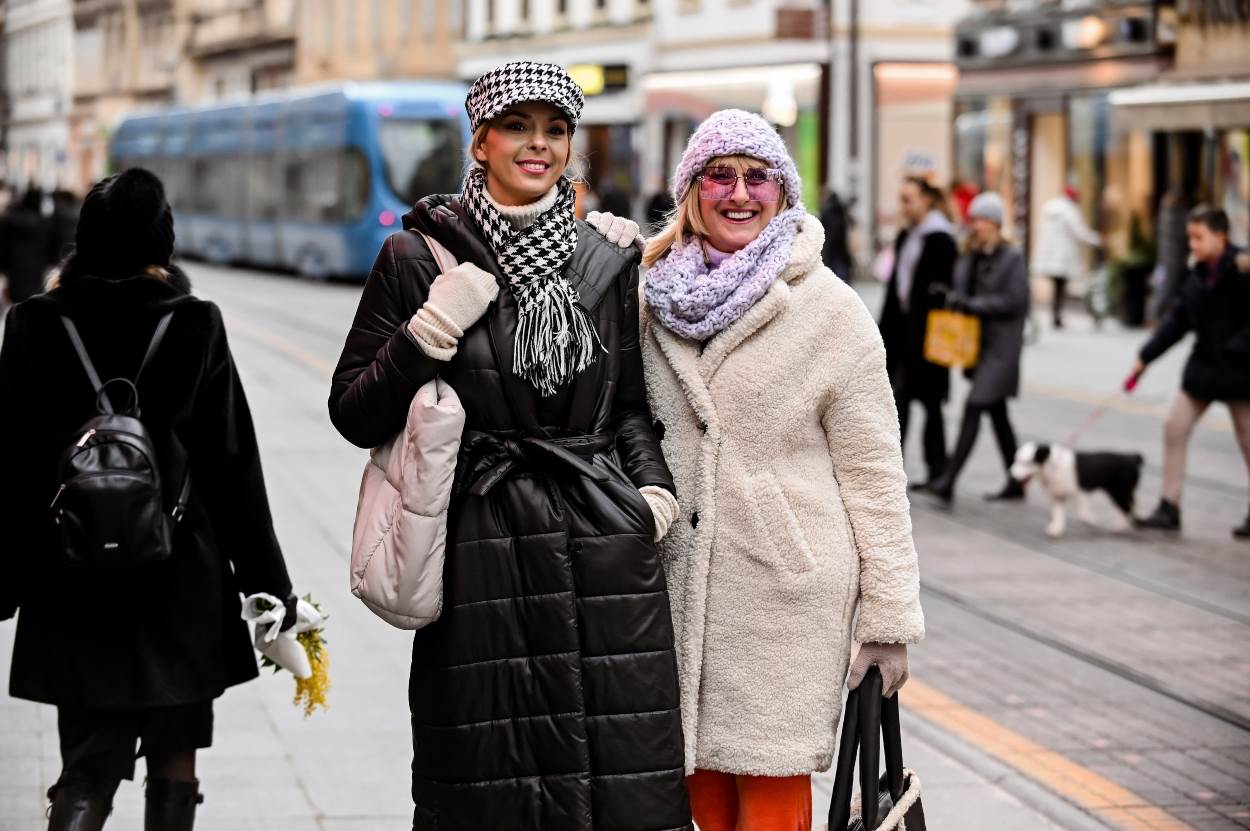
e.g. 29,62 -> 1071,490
2,265 -> 1248,830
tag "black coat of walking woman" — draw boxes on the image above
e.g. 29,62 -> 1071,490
0,169 -> 295,830
926,192 -> 1029,502
328,63 -> 690,831
880,178 -> 956,484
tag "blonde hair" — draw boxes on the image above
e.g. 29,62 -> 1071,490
643,155 -> 790,268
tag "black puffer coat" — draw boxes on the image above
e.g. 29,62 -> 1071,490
329,195 -> 692,831
1140,246 -> 1250,402
0,272 -> 292,707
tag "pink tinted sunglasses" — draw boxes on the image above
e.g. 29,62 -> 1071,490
696,165 -> 784,202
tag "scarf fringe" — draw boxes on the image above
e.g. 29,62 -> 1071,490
463,169 -> 598,397
513,279 -> 605,397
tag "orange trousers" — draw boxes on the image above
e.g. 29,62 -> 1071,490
687,769 -> 812,831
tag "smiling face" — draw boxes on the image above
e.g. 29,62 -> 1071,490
696,156 -> 783,254
472,101 -> 571,206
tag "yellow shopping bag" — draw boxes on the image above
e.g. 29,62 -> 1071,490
924,309 -> 980,369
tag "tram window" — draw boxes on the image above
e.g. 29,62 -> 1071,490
191,157 -> 245,217
248,154 -> 280,221
283,149 -> 369,222
379,118 -> 464,205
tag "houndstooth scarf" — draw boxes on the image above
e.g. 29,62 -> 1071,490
461,167 -> 602,397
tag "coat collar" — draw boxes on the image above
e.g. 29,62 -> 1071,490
647,213 -> 823,419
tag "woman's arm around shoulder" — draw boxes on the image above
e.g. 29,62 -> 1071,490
821,294 -> 925,645
328,232 -> 444,449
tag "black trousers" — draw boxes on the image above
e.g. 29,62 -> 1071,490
942,400 -> 1018,486
896,391 -> 947,481
1050,275 -> 1068,326
53,702 -> 213,796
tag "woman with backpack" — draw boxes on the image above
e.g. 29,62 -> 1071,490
0,168 -> 299,831
328,62 -> 691,830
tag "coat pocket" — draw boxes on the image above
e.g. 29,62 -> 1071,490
744,472 -> 817,573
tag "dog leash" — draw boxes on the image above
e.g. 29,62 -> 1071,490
1064,373 -> 1141,446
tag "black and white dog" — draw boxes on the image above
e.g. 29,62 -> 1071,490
1010,442 -> 1144,538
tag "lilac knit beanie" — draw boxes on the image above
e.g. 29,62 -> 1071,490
671,109 -> 804,209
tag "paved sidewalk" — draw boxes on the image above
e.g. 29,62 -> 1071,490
4,265 -> 1247,829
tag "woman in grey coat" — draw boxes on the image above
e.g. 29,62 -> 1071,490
926,192 -> 1029,502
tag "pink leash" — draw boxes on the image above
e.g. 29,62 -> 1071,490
1063,373 -> 1141,447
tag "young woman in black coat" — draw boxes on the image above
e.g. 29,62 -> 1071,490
879,177 -> 956,486
328,63 -> 691,831
0,169 -> 298,831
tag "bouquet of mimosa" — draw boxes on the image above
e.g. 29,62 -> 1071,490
241,593 -> 330,717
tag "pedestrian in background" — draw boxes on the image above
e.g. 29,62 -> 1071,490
1032,185 -> 1101,328
925,191 -> 1029,503
1,186 -> 57,303
880,176 -> 957,488
0,168 -> 299,831
640,109 -> 924,831
1133,207 -> 1250,537
819,188 -> 853,281
327,62 -> 691,831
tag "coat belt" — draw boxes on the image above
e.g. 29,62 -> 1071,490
457,430 -> 612,497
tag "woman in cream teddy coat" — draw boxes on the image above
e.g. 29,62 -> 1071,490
633,109 -> 925,829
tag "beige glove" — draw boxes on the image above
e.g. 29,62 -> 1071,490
586,211 -> 643,249
639,485 -> 679,543
846,642 -> 910,698
408,263 -> 499,360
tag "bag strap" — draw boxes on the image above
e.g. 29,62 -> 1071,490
61,316 -> 110,413
416,231 -> 459,275
858,668 -> 885,830
137,312 -> 174,382
830,666 -> 913,830
62,312 -> 175,416
829,685 -> 862,830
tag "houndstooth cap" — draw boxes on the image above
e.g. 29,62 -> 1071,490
466,61 -> 585,132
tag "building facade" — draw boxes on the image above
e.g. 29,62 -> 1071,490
951,0 -> 1176,261
457,0 -> 967,245
5,0 -> 74,190
177,0 -> 297,102
70,0 -> 180,194
294,0 -> 460,84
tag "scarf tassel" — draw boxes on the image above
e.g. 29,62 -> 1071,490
513,281 -> 605,397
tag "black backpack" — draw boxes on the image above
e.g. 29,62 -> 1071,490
50,312 -> 191,566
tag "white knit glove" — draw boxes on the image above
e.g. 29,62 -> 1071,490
847,642 -> 910,698
408,263 -> 499,360
586,211 -> 643,249
639,485 -> 679,543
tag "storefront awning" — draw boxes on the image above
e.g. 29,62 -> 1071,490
1109,81 -> 1250,131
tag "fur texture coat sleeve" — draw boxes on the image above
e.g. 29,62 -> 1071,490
821,301 -> 925,645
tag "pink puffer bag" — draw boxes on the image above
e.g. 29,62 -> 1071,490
349,234 -> 464,629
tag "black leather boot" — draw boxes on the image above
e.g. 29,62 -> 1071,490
985,478 -> 1026,501
144,778 -> 202,831
47,785 -> 113,831
1234,507 -> 1250,539
923,475 -> 954,505
1136,499 -> 1181,531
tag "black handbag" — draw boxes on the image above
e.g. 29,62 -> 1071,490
829,667 -> 927,831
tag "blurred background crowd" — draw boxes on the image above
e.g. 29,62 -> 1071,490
0,0 -> 1247,325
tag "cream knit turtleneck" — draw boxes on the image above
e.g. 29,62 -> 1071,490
484,184 -> 560,231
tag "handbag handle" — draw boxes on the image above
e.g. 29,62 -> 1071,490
828,666 -> 911,830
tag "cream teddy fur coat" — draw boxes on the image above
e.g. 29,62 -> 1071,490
641,213 -> 925,777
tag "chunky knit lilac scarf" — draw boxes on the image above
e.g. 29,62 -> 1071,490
645,206 -> 806,340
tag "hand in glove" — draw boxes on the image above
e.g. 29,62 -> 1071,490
846,642 -> 910,698
408,262 -> 500,359
586,211 -> 643,249
639,485 -> 679,543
